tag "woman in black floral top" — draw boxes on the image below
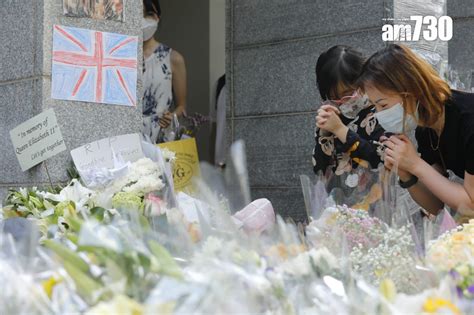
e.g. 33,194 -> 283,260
313,46 -> 385,177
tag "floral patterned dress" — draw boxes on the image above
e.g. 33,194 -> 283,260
142,43 -> 173,144
312,106 -> 385,176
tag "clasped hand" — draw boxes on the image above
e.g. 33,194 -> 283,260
315,105 -> 344,134
382,134 -> 421,179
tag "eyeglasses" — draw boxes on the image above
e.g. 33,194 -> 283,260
320,90 -> 370,119
327,90 -> 361,105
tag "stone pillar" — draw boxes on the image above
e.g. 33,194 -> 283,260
392,0 -> 448,72
448,0 -> 474,91
226,0 -> 388,221
0,0 -> 143,200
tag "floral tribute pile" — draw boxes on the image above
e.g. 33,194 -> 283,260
1,147 -> 474,314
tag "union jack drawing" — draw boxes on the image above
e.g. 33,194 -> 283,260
51,25 -> 138,107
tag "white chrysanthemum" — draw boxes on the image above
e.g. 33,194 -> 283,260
122,177 -> 164,195
278,248 -> 338,277
201,236 -> 225,256
161,148 -> 177,163
107,158 -> 164,196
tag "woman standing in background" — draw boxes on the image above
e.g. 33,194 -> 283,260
142,0 -> 187,144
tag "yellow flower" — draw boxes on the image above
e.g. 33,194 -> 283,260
42,276 -> 62,298
379,279 -> 396,302
423,297 -> 461,315
146,302 -> 176,315
374,269 -> 387,277
326,213 -> 338,225
451,232 -> 466,243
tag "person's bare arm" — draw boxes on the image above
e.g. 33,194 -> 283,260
386,135 -> 474,215
171,50 -> 187,116
398,164 -> 445,215
159,50 -> 187,128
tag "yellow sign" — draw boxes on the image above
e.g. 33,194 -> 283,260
158,138 -> 200,192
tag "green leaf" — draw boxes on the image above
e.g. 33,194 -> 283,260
63,261 -> 103,304
137,252 -> 151,272
148,240 -> 182,279
90,207 -> 106,221
43,240 -> 90,274
67,164 -> 81,180
105,258 -> 126,283
66,216 -> 83,233
66,233 -> 79,245
29,195 -> 44,209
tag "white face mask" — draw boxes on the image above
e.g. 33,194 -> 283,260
143,17 -> 158,41
374,101 -> 419,134
339,93 -> 370,119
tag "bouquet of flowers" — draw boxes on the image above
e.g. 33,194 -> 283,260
42,217 -> 183,307
393,277 -> 462,315
350,224 -> 422,294
307,205 -> 425,294
306,205 -> 386,254
427,219 -> 474,272
1,156 -> 175,241
450,264 -> 474,300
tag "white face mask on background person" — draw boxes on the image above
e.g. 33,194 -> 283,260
374,101 -> 419,134
339,93 -> 370,119
143,17 -> 159,41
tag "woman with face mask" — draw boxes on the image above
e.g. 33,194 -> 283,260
358,44 -> 474,221
313,45 -> 385,180
142,0 -> 187,143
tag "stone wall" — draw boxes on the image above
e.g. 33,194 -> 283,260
226,0 -> 388,221
448,0 -> 474,90
0,0 -> 143,201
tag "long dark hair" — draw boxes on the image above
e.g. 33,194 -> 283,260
144,0 -> 161,17
316,45 -> 365,100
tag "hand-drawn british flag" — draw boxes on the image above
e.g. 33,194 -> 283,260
52,25 -> 138,107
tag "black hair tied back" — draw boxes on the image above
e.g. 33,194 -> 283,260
144,0 -> 161,17
315,45 -> 365,100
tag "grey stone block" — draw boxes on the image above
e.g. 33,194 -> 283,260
41,77 -> 143,182
226,0 -> 234,120
392,0 -> 448,65
0,187 -> 8,204
234,114 -> 315,188
252,186 -> 307,223
0,79 -> 50,184
0,0 -> 143,189
448,0 -> 474,18
233,30 -> 385,117
448,18 -> 474,89
42,0 -> 143,77
232,0 -> 384,47
35,0 -> 144,183
226,118 -> 233,151
0,0 -> 42,82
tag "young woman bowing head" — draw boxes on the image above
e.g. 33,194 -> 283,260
358,44 -> 474,219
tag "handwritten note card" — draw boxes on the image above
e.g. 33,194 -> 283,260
10,109 -> 67,171
70,133 -> 144,175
